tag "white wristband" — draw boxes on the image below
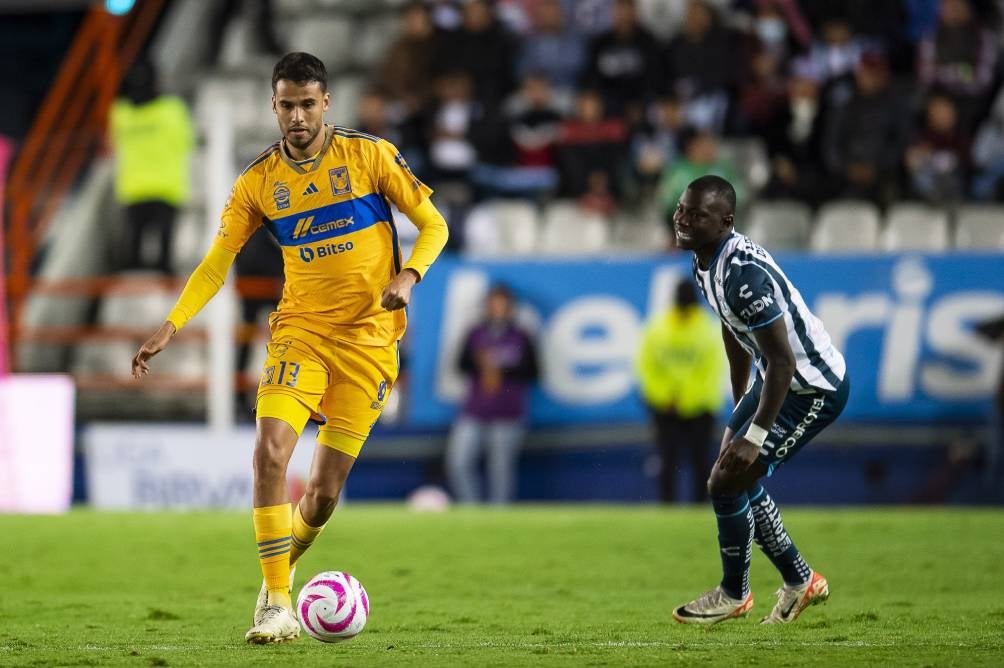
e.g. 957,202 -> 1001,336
744,424 -> 769,447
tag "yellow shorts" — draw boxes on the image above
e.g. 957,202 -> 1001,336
254,326 -> 399,458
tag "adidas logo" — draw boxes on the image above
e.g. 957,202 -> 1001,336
302,182 -> 319,196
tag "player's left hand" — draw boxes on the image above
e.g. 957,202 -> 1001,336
380,269 -> 419,311
717,436 -> 761,473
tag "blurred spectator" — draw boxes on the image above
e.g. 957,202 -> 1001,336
821,52 -> 909,204
734,44 -> 789,140
656,128 -> 742,236
516,0 -> 587,108
661,0 -> 735,131
630,96 -> 686,190
377,2 -> 438,117
434,0 -> 517,108
555,89 -> 629,201
762,74 -> 828,205
905,92 -> 970,203
109,60 -> 194,273
970,88 -> 1004,200
208,0 -> 284,62
356,88 -> 402,147
582,0 -> 660,120
446,284 -> 539,505
917,0 -> 999,130
791,17 -> 866,86
636,280 -> 725,503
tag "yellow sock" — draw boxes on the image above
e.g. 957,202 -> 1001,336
253,503 -> 292,608
290,503 -> 327,567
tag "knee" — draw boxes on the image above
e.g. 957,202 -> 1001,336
253,435 -> 289,480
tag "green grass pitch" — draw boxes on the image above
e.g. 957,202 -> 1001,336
2,507 -> 1002,667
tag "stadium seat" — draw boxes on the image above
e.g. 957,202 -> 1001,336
881,203 -> 950,252
352,14 -> 400,70
954,205 -> 1004,249
284,17 -> 354,71
612,203 -> 669,251
329,75 -> 365,127
538,201 -> 611,255
745,200 -> 812,250
718,137 -> 770,193
810,200 -> 881,253
463,200 -> 539,256
171,207 -> 206,275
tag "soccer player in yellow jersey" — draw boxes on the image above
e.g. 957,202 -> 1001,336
131,53 -> 448,643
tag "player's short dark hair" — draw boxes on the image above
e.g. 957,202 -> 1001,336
272,52 -> 328,93
686,175 -> 737,216
675,280 -> 699,308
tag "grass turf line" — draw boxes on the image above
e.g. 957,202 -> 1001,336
1,507 -> 1001,667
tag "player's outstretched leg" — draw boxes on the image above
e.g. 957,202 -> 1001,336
751,483 -> 829,624
673,492 -> 755,624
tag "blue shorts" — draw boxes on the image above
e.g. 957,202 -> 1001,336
728,374 -> 850,476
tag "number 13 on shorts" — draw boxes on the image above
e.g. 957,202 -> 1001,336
262,361 -> 301,388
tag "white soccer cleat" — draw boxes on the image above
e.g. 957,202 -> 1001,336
672,585 -> 754,624
253,566 -> 296,625
245,605 -> 300,644
760,570 -> 829,624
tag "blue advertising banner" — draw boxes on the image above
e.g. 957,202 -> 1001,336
404,253 -> 1004,427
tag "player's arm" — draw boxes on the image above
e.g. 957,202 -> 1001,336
721,322 -> 753,404
133,174 -> 261,378
374,139 -> 449,310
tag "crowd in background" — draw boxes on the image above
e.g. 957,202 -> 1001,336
351,0 -> 1004,246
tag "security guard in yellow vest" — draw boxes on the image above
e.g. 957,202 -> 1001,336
636,280 -> 726,502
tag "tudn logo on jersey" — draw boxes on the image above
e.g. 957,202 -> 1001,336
300,241 -> 355,263
740,293 -> 775,320
273,182 -> 291,210
292,215 -> 354,240
329,166 -> 352,195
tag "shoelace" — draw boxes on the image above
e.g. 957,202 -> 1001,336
259,605 -> 286,623
692,587 -> 731,612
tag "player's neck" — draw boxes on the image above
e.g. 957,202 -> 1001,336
695,233 -> 731,270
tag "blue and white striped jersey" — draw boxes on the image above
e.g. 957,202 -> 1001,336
693,232 -> 846,393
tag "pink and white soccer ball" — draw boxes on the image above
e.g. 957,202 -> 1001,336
296,571 -> 369,642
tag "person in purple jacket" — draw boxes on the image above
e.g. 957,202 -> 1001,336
446,283 -> 540,504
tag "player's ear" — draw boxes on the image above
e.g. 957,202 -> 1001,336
322,91 -> 331,112
723,213 -> 734,228
271,95 -> 277,114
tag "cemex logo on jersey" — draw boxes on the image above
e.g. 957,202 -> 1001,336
299,241 -> 355,263
292,215 -> 355,240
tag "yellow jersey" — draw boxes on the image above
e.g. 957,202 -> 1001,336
217,125 -> 433,346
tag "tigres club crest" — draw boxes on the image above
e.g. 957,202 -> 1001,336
273,181 -> 290,210
329,166 -> 351,195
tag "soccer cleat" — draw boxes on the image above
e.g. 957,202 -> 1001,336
672,586 -> 754,624
245,605 -> 300,644
760,570 -> 829,624
253,566 -> 296,625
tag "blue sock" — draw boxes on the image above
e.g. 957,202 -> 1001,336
712,493 -> 754,600
749,484 -> 812,586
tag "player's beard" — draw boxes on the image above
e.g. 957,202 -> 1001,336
286,124 -> 320,151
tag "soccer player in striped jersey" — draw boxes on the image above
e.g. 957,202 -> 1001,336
670,175 -> 849,625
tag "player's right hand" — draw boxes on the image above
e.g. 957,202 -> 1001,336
132,321 -> 177,378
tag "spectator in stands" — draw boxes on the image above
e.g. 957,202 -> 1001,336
516,0 -> 586,109
970,88 -> 1004,200
905,92 -> 971,204
470,73 -> 561,198
630,95 -> 686,191
554,88 -> 629,202
109,59 -> 194,274
734,43 -> 789,142
791,16 -> 866,87
661,0 -> 735,132
434,0 -> 517,108
761,74 -> 828,206
377,2 -> 438,118
821,51 -> 909,204
917,0 -> 999,130
446,284 -> 539,505
582,0 -> 660,121
656,128 -> 741,241
636,280 -> 725,503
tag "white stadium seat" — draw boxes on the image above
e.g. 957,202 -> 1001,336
463,200 -> 539,256
538,201 -> 611,255
285,17 -> 354,71
745,200 -> 812,251
810,200 -> 881,253
718,137 -> 771,193
954,205 -> 1004,250
881,203 -> 949,252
